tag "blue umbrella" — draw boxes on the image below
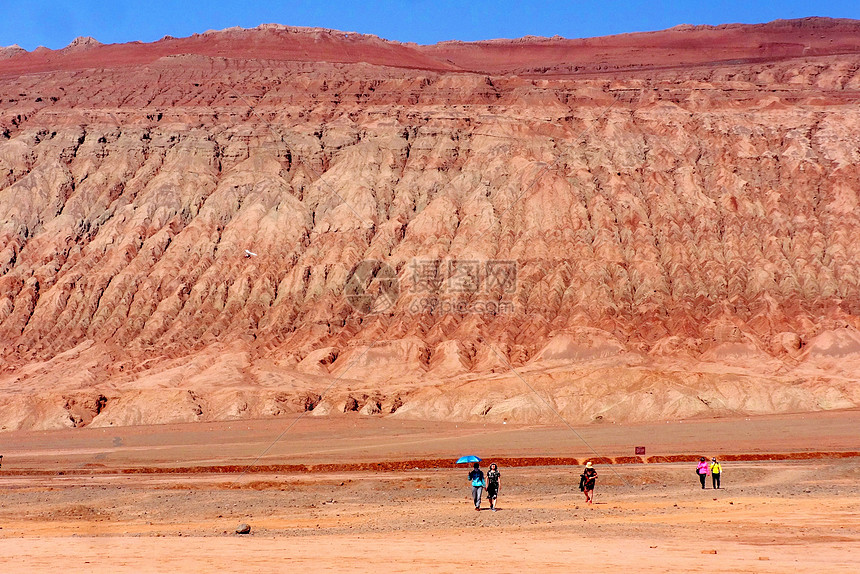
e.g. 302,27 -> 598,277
456,455 -> 482,464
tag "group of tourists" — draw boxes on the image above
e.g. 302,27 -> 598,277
466,456 -> 724,510
695,456 -> 722,489
466,460 -> 597,509
468,462 -> 501,510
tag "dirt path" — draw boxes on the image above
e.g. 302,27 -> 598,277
2,409 -> 859,471
0,529 -> 853,573
0,462 -> 858,572
0,412 -> 858,572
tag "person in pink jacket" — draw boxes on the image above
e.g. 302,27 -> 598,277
696,457 -> 710,489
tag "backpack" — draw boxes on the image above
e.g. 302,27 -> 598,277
470,470 -> 485,487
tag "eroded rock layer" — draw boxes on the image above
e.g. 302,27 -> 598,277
1,19 -> 859,430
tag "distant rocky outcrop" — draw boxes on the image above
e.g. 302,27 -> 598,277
63,36 -> 102,52
0,44 -> 25,60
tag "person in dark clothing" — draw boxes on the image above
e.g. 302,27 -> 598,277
486,463 -> 501,511
579,461 -> 598,503
468,462 -> 485,510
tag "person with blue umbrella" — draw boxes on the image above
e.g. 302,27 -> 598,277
466,459 -> 485,510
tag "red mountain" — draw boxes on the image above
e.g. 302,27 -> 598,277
1,18 -> 859,430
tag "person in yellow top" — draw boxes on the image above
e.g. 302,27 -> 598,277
710,458 -> 722,489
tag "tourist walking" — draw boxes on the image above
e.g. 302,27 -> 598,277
468,462 -> 485,510
710,457 -> 722,489
696,457 -> 710,489
579,461 -> 598,503
486,463 -> 501,511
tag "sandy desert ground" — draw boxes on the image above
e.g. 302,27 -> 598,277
0,410 -> 858,572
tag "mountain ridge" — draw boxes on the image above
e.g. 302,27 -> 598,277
2,17 -> 860,77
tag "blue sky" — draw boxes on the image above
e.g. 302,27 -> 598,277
3,0 -> 859,50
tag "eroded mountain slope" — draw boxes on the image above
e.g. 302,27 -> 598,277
1,20 -> 859,430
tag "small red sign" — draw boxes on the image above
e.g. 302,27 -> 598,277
635,446 -> 646,455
